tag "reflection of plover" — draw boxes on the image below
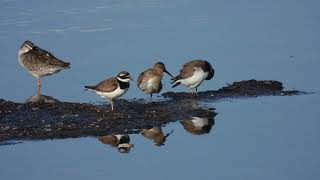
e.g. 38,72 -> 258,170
180,117 -> 215,135
18,40 -> 70,96
26,94 -> 60,103
171,60 -> 214,93
98,134 -> 134,153
85,71 -> 132,111
141,127 -> 174,146
137,62 -> 173,98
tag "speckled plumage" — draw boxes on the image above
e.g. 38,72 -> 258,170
141,127 -> 173,146
138,70 -> 163,94
137,62 -> 173,97
18,40 -> 70,96
18,41 -> 70,79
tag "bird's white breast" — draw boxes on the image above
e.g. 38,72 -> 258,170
191,117 -> 209,128
114,134 -> 124,140
146,78 -> 157,87
18,51 -> 26,68
96,86 -> 128,100
140,78 -> 159,92
179,68 -> 208,89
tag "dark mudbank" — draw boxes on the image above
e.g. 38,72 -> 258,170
0,99 -> 213,142
0,80 -> 304,142
163,79 -> 303,99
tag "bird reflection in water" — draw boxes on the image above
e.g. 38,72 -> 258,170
98,134 -> 134,153
26,94 -> 60,103
140,127 -> 174,146
180,117 -> 215,135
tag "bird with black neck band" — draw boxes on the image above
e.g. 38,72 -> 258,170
85,71 -> 133,111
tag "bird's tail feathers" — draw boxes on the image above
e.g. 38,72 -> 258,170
172,82 -> 181,88
171,75 -> 180,83
62,62 -> 71,69
84,85 -> 96,91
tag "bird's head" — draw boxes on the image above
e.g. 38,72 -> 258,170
117,71 -> 133,82
154,62 -> 173,77
20,40 -> 34,54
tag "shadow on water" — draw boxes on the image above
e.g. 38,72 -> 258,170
97,114 -> 215,153
180,116 -> 214,135
25,94 -> 60,103
140,127 -> 174,146
98,134 -> 134,153
0,141 -> 23,146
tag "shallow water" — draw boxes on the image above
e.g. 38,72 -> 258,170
1,0 -> 320,180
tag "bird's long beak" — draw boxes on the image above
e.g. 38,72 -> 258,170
164,69 -> 173,78
129,77 -> 134,81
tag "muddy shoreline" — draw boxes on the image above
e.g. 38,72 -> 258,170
0,80 -> 305,142
163,79 -> 303,99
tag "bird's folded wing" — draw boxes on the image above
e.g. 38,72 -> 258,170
33,46 -> 70,68
94,77 -> 118,92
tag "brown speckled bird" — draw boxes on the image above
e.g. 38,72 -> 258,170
18,40 -> 70,96
137,62 -> 173,98
140,127 -> 174,146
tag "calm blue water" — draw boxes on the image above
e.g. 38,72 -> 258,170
1,0 -> 320,180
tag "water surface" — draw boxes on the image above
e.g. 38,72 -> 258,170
1,0 -> 320,180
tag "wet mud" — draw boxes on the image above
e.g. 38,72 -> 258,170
0,80 -> 304,143
0,98 -> 213,142
163,79 -> 304,100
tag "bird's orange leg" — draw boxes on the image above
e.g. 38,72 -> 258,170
37,79 -> 41,96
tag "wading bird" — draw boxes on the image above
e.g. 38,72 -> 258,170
18,40 -> 70,96
171,60 -> 214,93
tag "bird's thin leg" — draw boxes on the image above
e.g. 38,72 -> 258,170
37,79 -> 41,96
150,94 -> 153,99
110,99 -> 114,111
190,88 -> 198,96
195,87 -> 199,96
